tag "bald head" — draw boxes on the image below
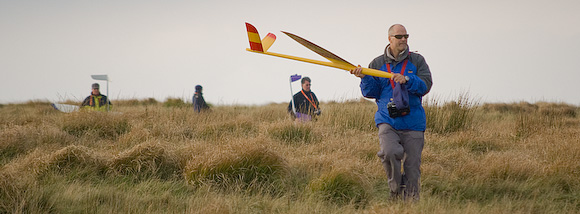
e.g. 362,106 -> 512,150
388,24 -> 406,36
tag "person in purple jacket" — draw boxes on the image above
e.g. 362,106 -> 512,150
350,24 -> 432,201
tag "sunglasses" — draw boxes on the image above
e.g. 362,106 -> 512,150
392,34 -> 409,39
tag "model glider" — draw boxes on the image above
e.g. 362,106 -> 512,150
245,23 -> 393,79
51,103 -> 79,113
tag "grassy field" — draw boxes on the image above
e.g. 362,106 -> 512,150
1,98 -> 579,213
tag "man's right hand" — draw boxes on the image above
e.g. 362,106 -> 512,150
349,65 -> 366,78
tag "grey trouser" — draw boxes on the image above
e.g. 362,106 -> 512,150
377,123 -> 424,200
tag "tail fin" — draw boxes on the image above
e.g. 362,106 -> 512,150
246,23 -> 276,52
246,23 -> 263,52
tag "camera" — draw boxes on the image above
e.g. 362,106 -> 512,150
313,109 -> 321,116
387,102 -> 410,118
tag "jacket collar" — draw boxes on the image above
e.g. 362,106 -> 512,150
384,44 -> 409,64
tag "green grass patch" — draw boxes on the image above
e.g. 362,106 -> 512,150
425,94 -> 478,134
268,123 -> 318,145
60,112 -> 130,140
308,170 -> 368,207
109,143 -> 183,181
185,147 -> 289,193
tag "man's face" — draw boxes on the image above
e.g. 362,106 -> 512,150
388,25 -> 408,54
302,81 -> 311,92
92,88 -> 100,95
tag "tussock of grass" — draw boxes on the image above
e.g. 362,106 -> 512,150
482,101 -> 539,114
185,146 -> 289,192
163,97 -> 189,108
440,135 -> 503,155
0,102 -> 57,126
109,142 -> 182,180
308,169 -> 368,207
0,125 -> 74,165
115,98 -> 159,106
514,113 -> 542,139
483,102 -> 578,118
35,145 -> 108,178
0,171 -> 28,213
0,171 -> 52,214
267,122 -> 318,144
1,98 -> 579,213
60,112 -> 130,140
245,103 -> 288,122
425,94 -> 478,134
196,119 -> 258,141
514,111 -> 568,139
317,99 -> 376,132
537,102 -> 577,117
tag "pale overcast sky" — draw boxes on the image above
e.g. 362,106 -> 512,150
1,0 -> 579,105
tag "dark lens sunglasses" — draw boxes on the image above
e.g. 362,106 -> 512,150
392,34 -> 409,39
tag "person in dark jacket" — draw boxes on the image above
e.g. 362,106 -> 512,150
81,83 -> 112,111
192,85 -> 210,113
287,77 -> 321,121
350,24 -> 432,201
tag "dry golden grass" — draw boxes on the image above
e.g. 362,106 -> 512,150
0,98 -> 579,213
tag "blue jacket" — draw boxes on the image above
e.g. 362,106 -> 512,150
361,47 -> 432,131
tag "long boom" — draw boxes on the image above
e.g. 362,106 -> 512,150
246,48 -> 392,78
245,22 -> 392,79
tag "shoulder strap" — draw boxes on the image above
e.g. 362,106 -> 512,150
300,90 -> 318,109
387,59 -> 408,89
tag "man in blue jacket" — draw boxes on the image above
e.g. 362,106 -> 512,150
350,24 -> 432,201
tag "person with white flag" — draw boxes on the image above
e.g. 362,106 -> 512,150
81,83 -> 112,111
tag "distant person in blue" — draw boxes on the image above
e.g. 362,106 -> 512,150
350,24 -> 432,201
192,85 -> 210,113
81,83 -> 112,111
287,77 -> 321,121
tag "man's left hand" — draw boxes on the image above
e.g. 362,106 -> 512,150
391,73 -> 408,84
